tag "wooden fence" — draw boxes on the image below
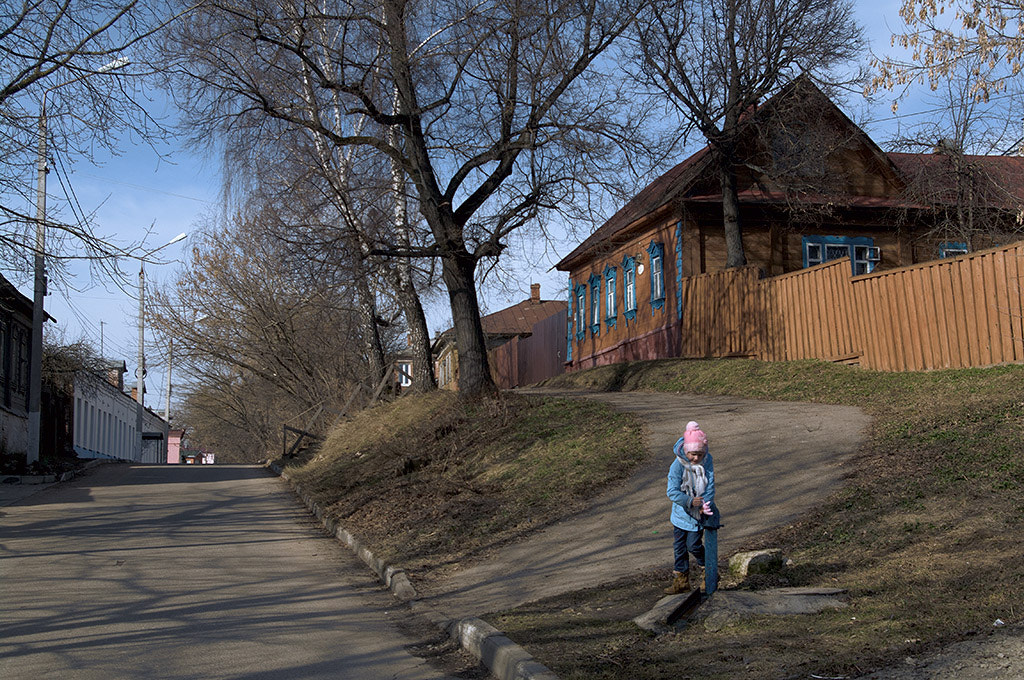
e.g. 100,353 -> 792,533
672,240 -> 1024,372
853,242 -> 1024,371
489,311 -> 568,389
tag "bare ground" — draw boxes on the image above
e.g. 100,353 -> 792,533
854,621 -> 1024,680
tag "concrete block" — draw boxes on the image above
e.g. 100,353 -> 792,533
338,529 -> 359,552
729,549 -> 784,577
633,589 -> 702,633
20,475 -> 56,484
449,618 -> 559,680
390,572 -> 417,600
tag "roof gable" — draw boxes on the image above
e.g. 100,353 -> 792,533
556,78 -> 909,270
481,298 -> 567,336
433,296 -> 568,352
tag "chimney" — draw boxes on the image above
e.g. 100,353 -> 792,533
530,283 -> 541,303
107,365 -> 125,391
131,387 -> 138,401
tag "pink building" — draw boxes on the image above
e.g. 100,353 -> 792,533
167,429 -> 184,465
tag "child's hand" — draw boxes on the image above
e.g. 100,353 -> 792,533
702,501 -> 713,516
691,496 -> 703,508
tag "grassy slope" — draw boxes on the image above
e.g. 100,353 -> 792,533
280,391 -> 646,578
488,358 -> 1024,680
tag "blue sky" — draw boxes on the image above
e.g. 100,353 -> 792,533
27,0 -> 929,415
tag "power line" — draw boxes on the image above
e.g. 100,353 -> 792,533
51,148 -> 91,232
76,171 -> 216,205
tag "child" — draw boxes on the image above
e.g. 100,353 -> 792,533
664,421 -> 715,594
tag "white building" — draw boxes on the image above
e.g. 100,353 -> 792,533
73,370 -> 167,463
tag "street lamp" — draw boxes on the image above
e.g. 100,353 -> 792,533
26,57 -> 131,465
136,232 -> 187,462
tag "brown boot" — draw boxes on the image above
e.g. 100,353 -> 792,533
663,570 -> 690,594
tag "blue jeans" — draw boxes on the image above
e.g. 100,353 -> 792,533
673,526 -> 705,573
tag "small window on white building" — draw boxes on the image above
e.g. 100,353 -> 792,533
397,361 -> 413,387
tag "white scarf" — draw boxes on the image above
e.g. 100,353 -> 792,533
678,457 -> 707,499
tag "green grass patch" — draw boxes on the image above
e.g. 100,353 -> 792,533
491,358 -> 1024,678
281,390 -> 645,574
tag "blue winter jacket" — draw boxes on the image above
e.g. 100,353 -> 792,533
667,451 -> 715,531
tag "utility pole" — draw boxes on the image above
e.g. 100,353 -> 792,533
25,57 -> 129,465
26,107 -> 48,465
135,232 -> 187,463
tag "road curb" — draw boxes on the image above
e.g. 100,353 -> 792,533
266,460 -> 560,680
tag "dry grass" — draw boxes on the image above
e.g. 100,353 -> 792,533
491,358 -> 1024,679
280,390 -> 646,577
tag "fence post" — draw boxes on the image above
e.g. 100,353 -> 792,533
704,528 -> 719,594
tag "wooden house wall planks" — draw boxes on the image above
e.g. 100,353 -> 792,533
565,238 -> 1024,374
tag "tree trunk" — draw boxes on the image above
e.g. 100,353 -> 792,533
399,280 -> 435,391
383,0 -> 494,397
388,88 -> 436,393
718,146 -> 747,268
354,262 -> 387,386
720,2 -> 746,270
440,249 -> 496,396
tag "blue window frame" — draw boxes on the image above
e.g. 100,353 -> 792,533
802,235 -> 879,275
648,241 -> 665,311
675,221 -> 684,321
622,255 -> 637,321
588,273 -> 601,335
566,276 -> 573,361
574,283 -> 586,341
604,266 -> 617,328
940,241 -> 968,258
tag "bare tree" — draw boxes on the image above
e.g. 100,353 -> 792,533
233,109 -> 440,392
630,0 -> 864,267
149,207 -> 392,452
0,0 -> 178,281
877,44 -> 1024,250
165,0 -> 646,395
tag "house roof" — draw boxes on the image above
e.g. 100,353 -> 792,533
433,296 -> 568,352
556,147 -> 712,270
887,152 -> 1024,208
0,273 -> 55,322
480,298 -> 567,337
555,77 -> 1024,272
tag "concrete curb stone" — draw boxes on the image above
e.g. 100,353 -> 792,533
266,460 -> 559,680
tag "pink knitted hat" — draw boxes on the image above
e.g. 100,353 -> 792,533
682,422 -> 707,452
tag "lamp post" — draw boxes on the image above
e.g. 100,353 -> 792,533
135,232 -> 187,462
26,57 -> 130,465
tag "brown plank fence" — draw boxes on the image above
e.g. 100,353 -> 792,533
489,310 -> 569,389
671,240 -> 1024,372
677,266 -> 764,358
853,242 -> 1024,370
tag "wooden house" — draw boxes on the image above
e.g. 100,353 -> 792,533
433,284 -> 568,390
556,78 -> 1024,370
0,275 -> 34,457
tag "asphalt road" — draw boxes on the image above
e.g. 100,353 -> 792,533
0,464 -> 459,680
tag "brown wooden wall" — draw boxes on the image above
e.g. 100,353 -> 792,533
567,239 -> 1024,373
678,267 -> 763,358
568,220 -> 681,368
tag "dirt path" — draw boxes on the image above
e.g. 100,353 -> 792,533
415,388 -> 871,620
